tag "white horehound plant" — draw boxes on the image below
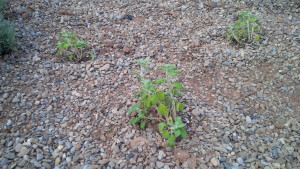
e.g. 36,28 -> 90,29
227,10 -> 261,44
56,29 -> 95,62
128,59 -> 187,147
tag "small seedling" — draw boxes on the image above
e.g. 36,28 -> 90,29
128,59 -> 187,147
56,29 -> 89,62
227,10 -> 261,44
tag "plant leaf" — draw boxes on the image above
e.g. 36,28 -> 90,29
138,112 -> 145,118
167,134 -> 175,147
179,128 -> 188,139
156,90 -> 165,100
157,104 -> 168,116
158,122 -> 166,132
152,78 -> 165,84
172,81 -> 185,90
253,34 -> 260,42
74,41 -> 88,48
162,130 -> 169,139
128,102 -> 141,114
140,121 -> 146,129
176,102 -> 184,112
150,94 -> 158,104
174,129 -> 181,137
130,117 -> 140,124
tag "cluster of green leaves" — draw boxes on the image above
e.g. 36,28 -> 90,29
0,0 -> 15,55
0,0 -> 7,10
56,29 -> 93,62
128,59 -> 187,147
227,10 -> 261,44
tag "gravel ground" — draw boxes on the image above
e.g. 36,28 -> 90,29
1,0 -> 299,169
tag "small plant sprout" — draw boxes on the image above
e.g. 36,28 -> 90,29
227,10 -> 261,44
56,29 -> 89,62
128,59 -> 187,147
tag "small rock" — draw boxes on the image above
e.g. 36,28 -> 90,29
17,159 -> 27,167
156,161 -> 164,168
12,98 -> 20,103
57,145 -> 64,151
0,158 -> 8,165
66,157 -> 71,163
246,116 -> 252,123
6,120 -> 12,126
213,147 -> 228,153
15,144 -> 23,152
272,148 -> 278,158
33,161 -> 42,168
123,47 -> 131,54
272,163 -> 281,168
223,162 -> 233,169
36,153 -> 44,161
158,150 -> 166,160
192,108 -> 202,116
42,162 -> 51,169
237,157 -> 244,165
126,152 -> 135,159
210,157 -> 219,167
55,157 -> 61,166
99,159 -> 109,165
100,64 -> 110,71
18,146 -> 29,156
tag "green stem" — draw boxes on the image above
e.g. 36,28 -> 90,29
166,72 -> 176,120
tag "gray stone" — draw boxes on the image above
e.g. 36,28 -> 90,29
156,161 -> 164,168
246,116 -> 252,123
5,153 -> 15,160
0,158 -> 8,166
15,144 -> 23,152
18,146 -> 29,156
213,147 -> 228,153
211,157 -> 219,167
33,161 -> 42,167
36,153 -> 44,161
17,159 -> 27,167
12,98 -> 20,103
6,120 -> 12,126
42,162 -> 51,169
113,146 -> 120,153
66,157 -> 71,163
163,165 -> 170,169
83,164 -> 92,169
100,64 -> 110,71
237,157 -> 244,165
158,150 -> 166,160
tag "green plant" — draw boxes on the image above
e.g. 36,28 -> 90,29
227,10 -> 261,44
0,14 -> 15,54
56,29 -> 89,62
128,59 -> 188,147
0,0 -> 7,12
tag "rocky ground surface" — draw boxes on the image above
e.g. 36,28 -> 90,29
1,0 -> 300,169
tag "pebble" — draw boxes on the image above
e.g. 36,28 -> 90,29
237,157 -> 244,165
6,120 -> 12,126
156,161 -> 165,168
36,153 -> 44,161
55,157 -> 61,166
0,158 -> 8,166
246,116 -> 252,123
66,157 -> 71,163
18,146 -> 29,156
210,157 -> 219,167
12,98 -> 20,103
